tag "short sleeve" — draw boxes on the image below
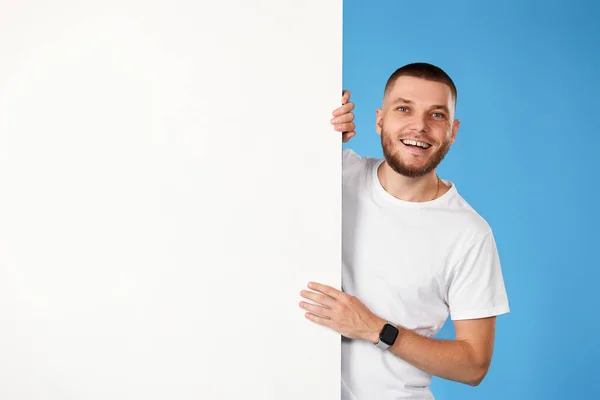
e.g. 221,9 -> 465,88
342,148 -> 361,168
447,232 -> 510,320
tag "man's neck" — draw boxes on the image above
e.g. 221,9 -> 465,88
377,161 -> 449,202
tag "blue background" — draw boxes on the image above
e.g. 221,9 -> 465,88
343,0 -> 600,398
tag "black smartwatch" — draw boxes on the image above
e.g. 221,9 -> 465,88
375,322 -> 399,350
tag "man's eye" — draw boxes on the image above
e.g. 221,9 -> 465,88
432,112 -> 445,119
398,106 -> 408,112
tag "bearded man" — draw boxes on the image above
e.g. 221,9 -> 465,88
300,62 -> 510,400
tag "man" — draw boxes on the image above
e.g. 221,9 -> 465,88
299,62 -> 510,399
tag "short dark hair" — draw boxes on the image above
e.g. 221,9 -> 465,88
384,62 -> 457,102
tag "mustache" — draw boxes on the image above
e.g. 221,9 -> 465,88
397,134 -> 435,143
380,126 -> 440,144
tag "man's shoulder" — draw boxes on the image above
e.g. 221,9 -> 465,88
342,148 -> 379,188
342,148 -> 362,165
342,148 -> 379,172
443,188 -> 494,240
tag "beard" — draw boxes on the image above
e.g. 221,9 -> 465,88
381,126 -> 451,178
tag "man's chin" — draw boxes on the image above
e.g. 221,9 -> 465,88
385,156 -> 437,178
384,141 -> 450,178
398,143 -> 433,157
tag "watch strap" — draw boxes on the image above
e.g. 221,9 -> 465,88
375,338 -> 390,350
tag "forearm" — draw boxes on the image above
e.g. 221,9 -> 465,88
299,282 -> 495,386
386,326 -> 489,386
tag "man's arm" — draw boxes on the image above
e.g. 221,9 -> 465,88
383,317 -> 496,386
300,283 -> 497,387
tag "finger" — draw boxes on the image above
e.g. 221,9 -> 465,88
332,102 -> 355,117
332,102 -> 355,116
305,312 -> 334,328
342,132 -> 356,143
308,282 -> 342,299
299,301 -> 331,317
342,90 -> 351,104
330,112 -> 354,124
300,290 -> 336,307
333,123 -> 356,133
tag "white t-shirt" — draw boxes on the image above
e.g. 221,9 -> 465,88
341,149 -> 510,400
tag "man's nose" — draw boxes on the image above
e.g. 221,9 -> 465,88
406,113 -> 429,132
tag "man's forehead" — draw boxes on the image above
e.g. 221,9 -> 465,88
386,76 -> 454,107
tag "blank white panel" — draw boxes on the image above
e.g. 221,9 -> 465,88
0,1 -> 342,399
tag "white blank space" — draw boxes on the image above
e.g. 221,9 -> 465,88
0,1 -> 342,399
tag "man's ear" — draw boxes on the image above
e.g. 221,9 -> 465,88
376,109 -> 383,135
450,119 -> 460,144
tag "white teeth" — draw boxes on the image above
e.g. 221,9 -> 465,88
402,139 -> 430,149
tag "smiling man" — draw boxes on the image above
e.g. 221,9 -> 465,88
300,63 -> 510,399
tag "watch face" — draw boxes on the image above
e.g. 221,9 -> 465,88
380,324 -> 399,345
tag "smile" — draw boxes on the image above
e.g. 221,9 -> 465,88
401,139 -> 431,149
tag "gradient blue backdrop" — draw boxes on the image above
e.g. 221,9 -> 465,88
342,1 -> 600,399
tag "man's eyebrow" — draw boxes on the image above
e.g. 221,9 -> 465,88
391,97 -> 413,104
431,105 -> 450,113
392,97 -> 450,114
391,98 -> 450,113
